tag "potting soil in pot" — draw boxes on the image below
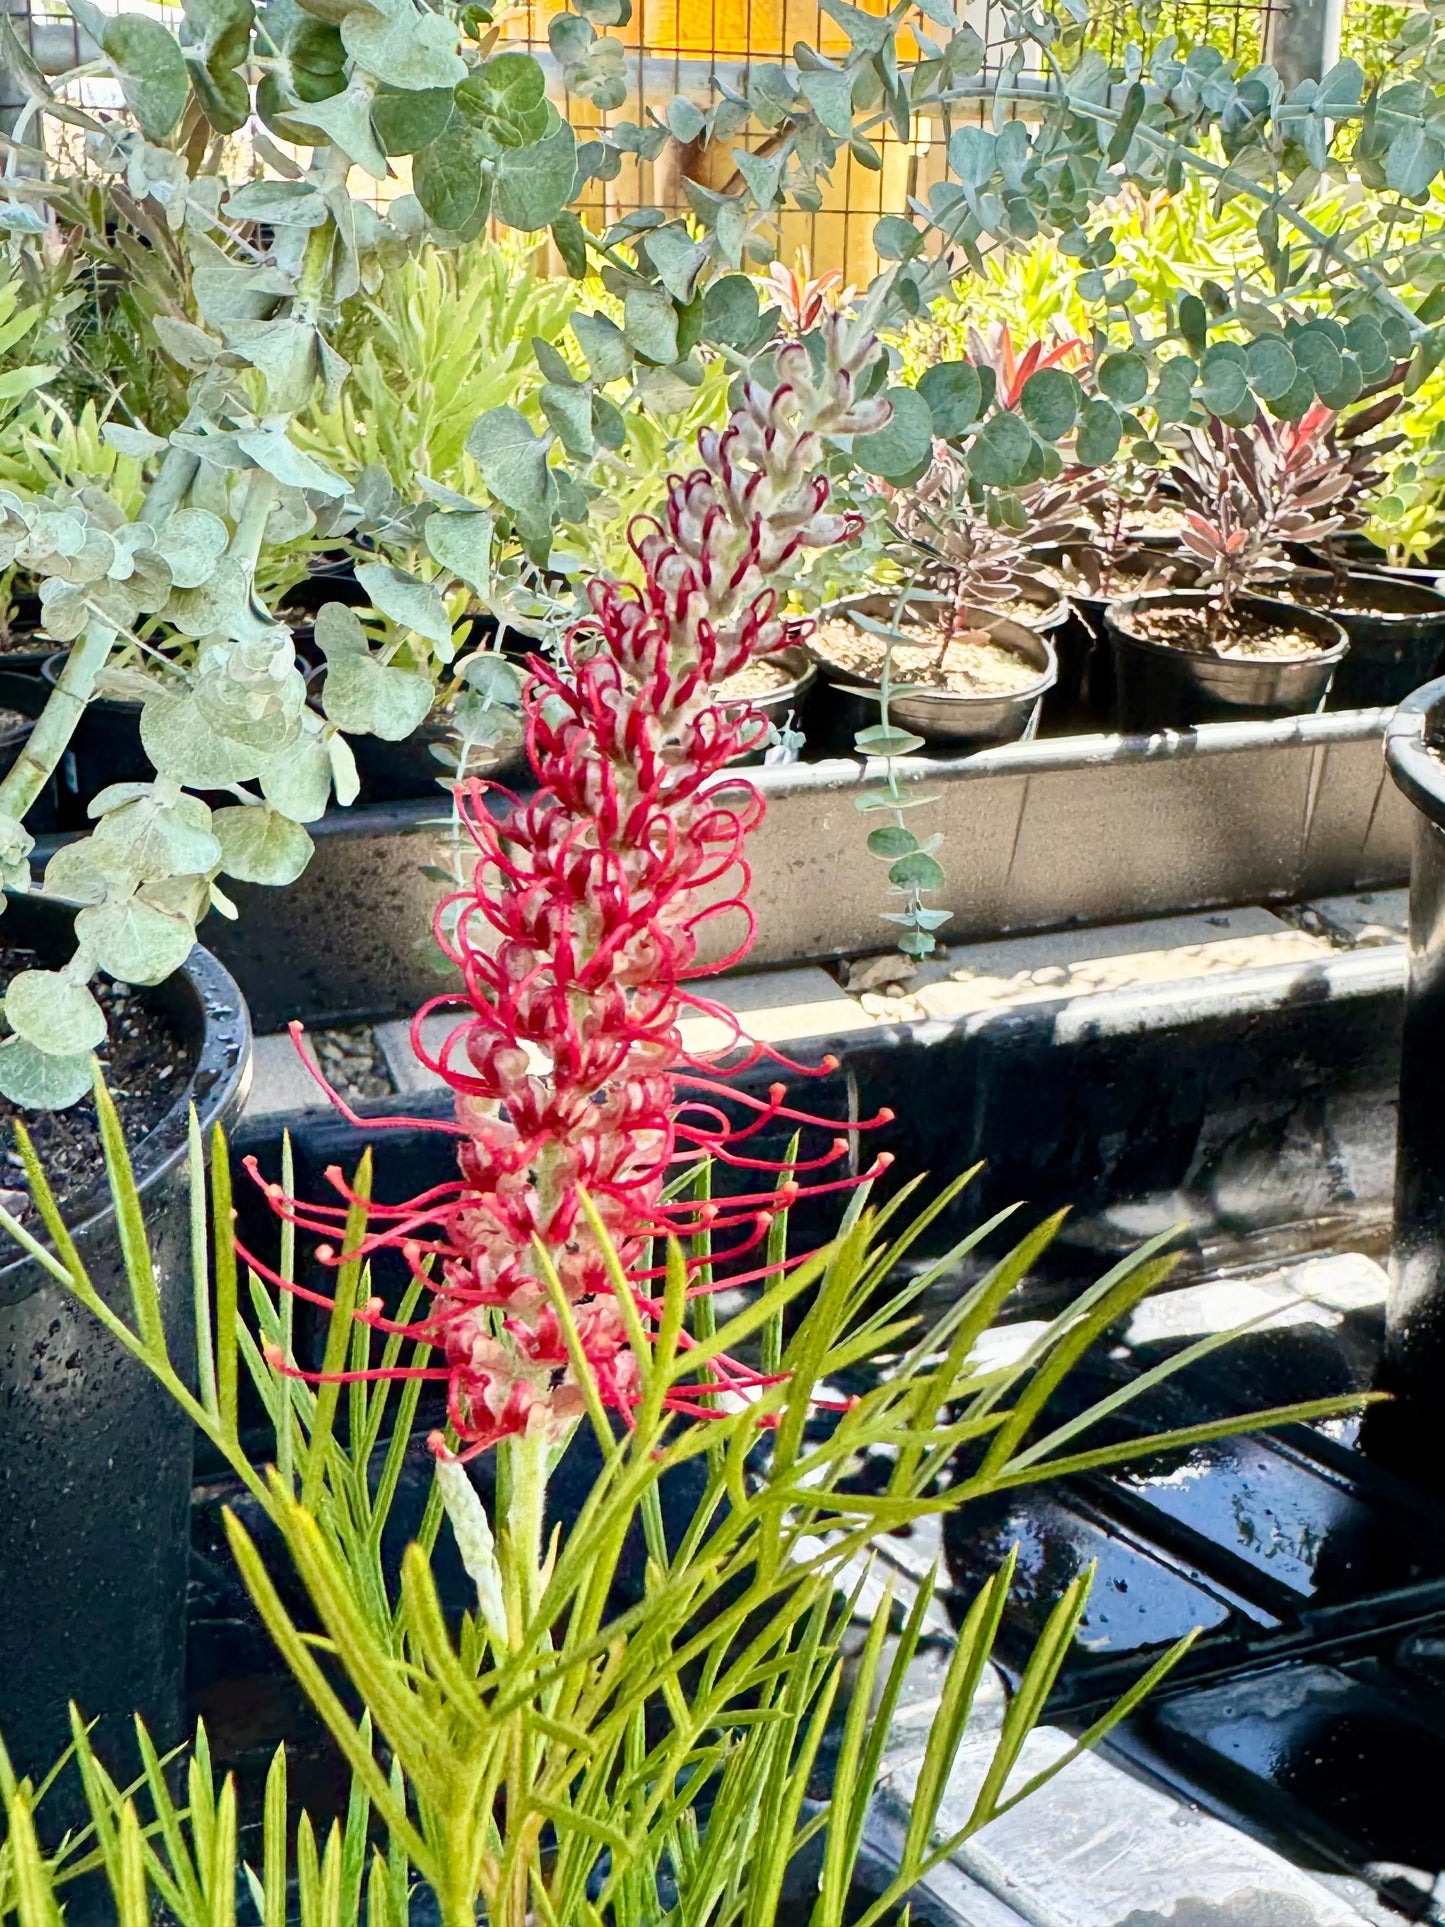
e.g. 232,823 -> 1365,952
1120,502 -> 1190,539
0,947 -> 190,1217
1126,602 -> 1328,661
1284,576 -> 1425,616
942,587 -> 1062,627
815,616 -> 1041,694
718,655 -> 799,698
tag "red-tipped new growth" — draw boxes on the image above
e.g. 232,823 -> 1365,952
259,314 -> 894,1456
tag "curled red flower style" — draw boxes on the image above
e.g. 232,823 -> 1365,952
256,312 -> 896,1457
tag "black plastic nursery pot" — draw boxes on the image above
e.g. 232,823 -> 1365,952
719,643 -> 817,766
1271,567 -> 1445,710
811,596 -> 1057,752
1106,589 -> 1349,731
0,588 -> 54,676
39,649 -> 467,820
1038,546 -> 1202,732
344,709 -> 526,803
0,711 -> 60,835
277,555 -> 367,618
0,896 -> 250,1835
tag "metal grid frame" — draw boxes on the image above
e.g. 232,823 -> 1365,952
4,0 -> 1291,277
498,0 -> 1290,277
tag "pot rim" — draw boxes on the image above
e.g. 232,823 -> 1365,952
1106,588 -> 1350,666
1268,566 -> 1445,623
810,597 -> 1059,705
0,893 -> 253,1298
1387,674 -> 1445,822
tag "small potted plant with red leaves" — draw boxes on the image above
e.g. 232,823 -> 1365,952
1028,464 -> 1201,725
1104,407 -> 1358,728
1265,394 -> 1445,707
809,443 -> 1065,749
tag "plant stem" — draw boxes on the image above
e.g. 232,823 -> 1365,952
231,469 -> 279,579
296,146 -> 352,324
504,1427 -> 550,1625
881,582 -> 931,951
0,618 -> 114,822
492,1426 -> 552,1927
142,445 -> 199,527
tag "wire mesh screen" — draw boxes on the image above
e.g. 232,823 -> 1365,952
497,0 -> 1289,278
498,0 -> 1004,281
5,0 -> 1288,278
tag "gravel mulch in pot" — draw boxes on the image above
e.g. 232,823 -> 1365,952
813,614 -> 1043,696
717,656 -> 800,698
1124,602 -> 1330,661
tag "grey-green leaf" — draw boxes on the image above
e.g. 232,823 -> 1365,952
873,213 -> 923,260
1152,356 -> 1196,422
1386,124 -> 1444,197
75,896 -> 197,984
260,732 -> 333,822
103,15 -> 190,139
1019,366 -> 1080,441
322,653 -> 434,740
354,561 -> 454,647
314,601 -> 368,658
1096,350 -> 1149,405
798,67 -> 854,135
854,386 -> 934,480
645,224 -> 709,305
466,407 -> 552,511
4,971 -> 107,1055
424,510 -> 494,597
623,286 -> 679,364
573,310 -> 633,382
494,117 -> 577,231
1245,335 -> 1298,402
212,805 -> 314,885
0,1037 -> 95,1111
370,86 -> 455,155
700,275 -> 762,349
235,426 -> 348,497
152,508 -> 229,591
1074,396 -> 1124,466
539,381 -> 594,459
340,7 -> 465,90
413,127 -> 489,230
140,688 -> 270,788
967,409 -> 1034,486
665,93 -> 704,142
917,361 -> 983,438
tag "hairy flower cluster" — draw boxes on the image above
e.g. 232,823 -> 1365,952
257,315 -> 895,1458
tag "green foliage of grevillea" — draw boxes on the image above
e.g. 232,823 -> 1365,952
0,0 -> 1444,1081
0,1084 -> 1368,1924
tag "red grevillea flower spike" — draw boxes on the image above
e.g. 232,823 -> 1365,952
255,309 -> 896,1459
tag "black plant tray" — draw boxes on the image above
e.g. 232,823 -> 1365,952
24,705 -> 1407,1031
